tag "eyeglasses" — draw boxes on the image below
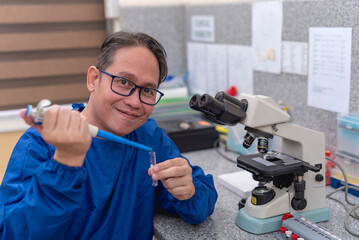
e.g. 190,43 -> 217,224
98,69 -> 164,106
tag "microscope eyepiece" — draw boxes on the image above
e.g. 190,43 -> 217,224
189,94 -> 201,111
198,94 -> 224,116
215,91 -> 248,112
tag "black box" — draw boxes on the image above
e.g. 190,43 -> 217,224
157,115 -> 219,153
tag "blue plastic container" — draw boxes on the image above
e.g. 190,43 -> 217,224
330,177 -> 359,197
337,113 -> 359,158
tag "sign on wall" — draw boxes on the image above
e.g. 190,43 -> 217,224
191,15 -> 215,42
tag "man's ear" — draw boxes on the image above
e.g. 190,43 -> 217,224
87,66 -> 99,92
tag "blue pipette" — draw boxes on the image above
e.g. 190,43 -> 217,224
25,99 -> 152,152
91,126 -> 152,152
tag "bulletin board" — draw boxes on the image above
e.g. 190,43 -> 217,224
119,0 -> 359,150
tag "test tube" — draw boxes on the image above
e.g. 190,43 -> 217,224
149,151 -> 158,187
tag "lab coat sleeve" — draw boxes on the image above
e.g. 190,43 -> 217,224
154,127 -> 218,224
0,128 -> 87,240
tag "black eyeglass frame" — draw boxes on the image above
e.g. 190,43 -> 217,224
98,69 -> 164,106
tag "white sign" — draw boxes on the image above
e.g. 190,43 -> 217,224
206,44 -> 227,96
308,27 -> 352,114
227,45 -> 254,94
191,15 -> 215,42
187,42 -> 208,94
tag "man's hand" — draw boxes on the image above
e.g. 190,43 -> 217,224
148,158 -> 195,200
20,105 -> 92,167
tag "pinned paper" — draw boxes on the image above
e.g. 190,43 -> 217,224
206,44 -> 227,96
252,1 -> 283,73
308,27 -> 351,114
227,45 -> 254,94
281,41 -> 308,75
187,42 -> 208,94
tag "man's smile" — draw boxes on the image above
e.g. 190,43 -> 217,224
114,107 -> 140,120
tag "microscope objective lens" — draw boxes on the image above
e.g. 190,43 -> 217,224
257,137 -> 268,154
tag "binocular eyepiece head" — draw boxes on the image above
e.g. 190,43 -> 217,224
189,91 -> 248,125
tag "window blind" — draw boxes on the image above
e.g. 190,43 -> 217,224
0,0 -> 107,110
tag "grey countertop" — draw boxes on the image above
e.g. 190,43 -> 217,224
153,148 -> 359,240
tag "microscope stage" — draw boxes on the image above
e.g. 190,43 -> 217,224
237,152 -> 308,177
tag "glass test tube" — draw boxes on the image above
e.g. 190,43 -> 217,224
149,151 -> 158,187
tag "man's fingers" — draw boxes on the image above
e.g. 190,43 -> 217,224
54,108 -> 72,132
152,158 -> 192,180
19,109 -> 35,126
153,158 -> 195,200
169,186 -> 190,196
150,157 -> 196,200
42,105 -> 60,130
154,158 -> 187,171
156,165 -> 191,180
19,109 -> 43,133
162,176 -> 188,189
68,110 -> 81,133
167,185 -> 195,201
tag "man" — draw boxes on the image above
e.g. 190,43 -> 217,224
0,32 -> 217,239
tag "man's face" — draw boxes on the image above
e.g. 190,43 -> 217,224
87,46 -> 160,136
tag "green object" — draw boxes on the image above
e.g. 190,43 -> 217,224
235,207 -> 330,234
151,96 -> 199,120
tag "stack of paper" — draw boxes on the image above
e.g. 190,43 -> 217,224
217,171 -> 258,199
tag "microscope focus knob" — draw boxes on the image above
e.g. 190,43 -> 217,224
291,180 -> 307,210
291,198 -> 307,210
315,174 -> 324,182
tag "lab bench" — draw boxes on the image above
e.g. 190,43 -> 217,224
153,149 -> 359,240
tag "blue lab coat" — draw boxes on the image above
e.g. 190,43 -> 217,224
0,118 -> 217,240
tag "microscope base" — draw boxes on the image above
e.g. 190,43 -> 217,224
235,207 -> 330,234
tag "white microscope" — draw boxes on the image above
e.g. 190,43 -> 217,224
189,91 -> 329,234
